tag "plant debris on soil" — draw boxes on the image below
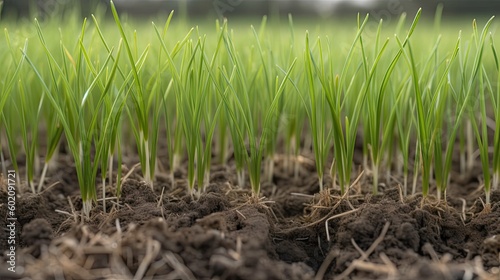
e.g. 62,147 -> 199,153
1,151 -> 499,280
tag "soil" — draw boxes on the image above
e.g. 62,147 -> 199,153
0,150 -> 500,280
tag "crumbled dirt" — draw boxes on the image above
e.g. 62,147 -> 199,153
1,152 -> 500,280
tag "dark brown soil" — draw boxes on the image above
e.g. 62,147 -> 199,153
1,152 -> 500,280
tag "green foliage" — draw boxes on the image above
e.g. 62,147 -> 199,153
1,7 -> 498,214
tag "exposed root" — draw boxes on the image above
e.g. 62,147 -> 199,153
163,252 -> 196,280
314,248 -> 339,280
24,216 -> 208,279
38,181 -> 61,196
341,254 -> 398,279
229,192 -> 279,223
480,202 -> 492,215
301,171 -> 365,228
325,208 -> 361,243
417,243 -> 500,280
235,209 -> 247,220
121,163 -> 141,188
157,186 -> 166,208
243,195 -> 279,223
418,195 -> 450,214
56,196 -> 81,234
317,188 -> 335,208
335,222 -> 391,280
98,207 -> 120,230
422,243 -> 441,262
24,224 -> 132,279
134,238 -> 161,280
